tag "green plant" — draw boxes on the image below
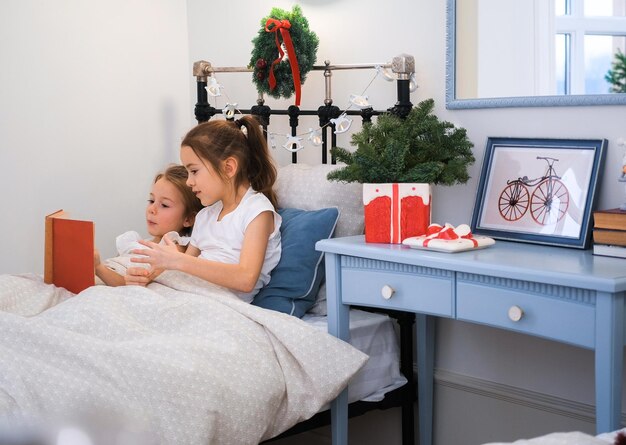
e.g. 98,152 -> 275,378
327,99 -> 475,184
605,49 -> 626,93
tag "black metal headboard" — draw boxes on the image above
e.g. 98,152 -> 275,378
192,54 -> 415,164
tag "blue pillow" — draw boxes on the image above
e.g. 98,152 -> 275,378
252,207 -> 339,318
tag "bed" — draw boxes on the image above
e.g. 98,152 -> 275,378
189,56 -> 418,443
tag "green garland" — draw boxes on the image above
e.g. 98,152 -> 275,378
249,5 -> 319,101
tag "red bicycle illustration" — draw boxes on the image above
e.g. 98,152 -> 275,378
498,156 -> 570,225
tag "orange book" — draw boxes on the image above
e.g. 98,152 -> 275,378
44,210 -> 95,294
593,208 -> 626,230
592,228 -> 626,247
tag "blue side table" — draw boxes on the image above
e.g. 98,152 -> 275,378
317,236 -> 626,445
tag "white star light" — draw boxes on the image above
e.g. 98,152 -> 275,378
376,64 -> 395,81
308,128 -> 323,146
282,135 -> 304,152
205,77 -> 222,97
349,94 -> 371,109
222,103 -> 237,119
330,113 -> 352,134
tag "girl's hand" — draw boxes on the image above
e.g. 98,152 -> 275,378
124,267 -> 153,286
130,237 -> 182,271
94,248 -> 101,268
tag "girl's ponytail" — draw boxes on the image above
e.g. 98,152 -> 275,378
236,116 -> 278,208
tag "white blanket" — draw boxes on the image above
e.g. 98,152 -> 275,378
0,272 -> 367,444
482,428 -> 625,445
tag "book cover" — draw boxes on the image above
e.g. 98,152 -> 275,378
44,210 -> 95,294
592,229 -> 626,247
592,243 -> 626,259
593,208 -> 626,230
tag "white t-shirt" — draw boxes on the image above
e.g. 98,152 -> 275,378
190,187 -> 282,303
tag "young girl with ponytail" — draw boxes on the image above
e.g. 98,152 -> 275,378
128,116 -> 281,303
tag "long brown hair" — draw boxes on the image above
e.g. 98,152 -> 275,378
181,116 -> 278,207
154,164 -> 204,236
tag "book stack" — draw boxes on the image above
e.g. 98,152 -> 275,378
592,208 -> 626,258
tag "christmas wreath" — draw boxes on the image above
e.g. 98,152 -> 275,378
249,5 -> 319,106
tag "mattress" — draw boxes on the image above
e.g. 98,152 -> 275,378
302,309 -> 408,403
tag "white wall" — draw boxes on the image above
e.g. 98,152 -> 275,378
0,0 -> 191,274
2,0 -> 625,443
186,1 -> 626,443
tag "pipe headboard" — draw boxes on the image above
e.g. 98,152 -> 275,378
192,54 -> 415,164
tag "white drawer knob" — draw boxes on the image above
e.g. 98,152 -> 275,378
508,305 -> 524,322
381,285 -> 395,300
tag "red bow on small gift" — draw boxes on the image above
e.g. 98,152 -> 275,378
265,18 -> 302,106
423,224 -> 478,247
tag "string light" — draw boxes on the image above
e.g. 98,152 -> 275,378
308,128 -> 323,146
205,77 -> 222,97
330,113 -> 352,134
211,63 -> 415,152
376,64 -> 395,81
349,94 -> 371,109
282,135 -> 304,152
269,133 -> 277,149
222,103 -> 237,119
409,73 -> 418,92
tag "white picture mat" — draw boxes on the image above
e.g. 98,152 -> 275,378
477,144 -> 595,239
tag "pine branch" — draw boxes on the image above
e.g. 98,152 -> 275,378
328,99 -> 475,185
605,49 -> 626,93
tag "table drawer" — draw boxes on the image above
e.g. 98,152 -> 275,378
340,257 -> 453,316
457,279 -> 595,348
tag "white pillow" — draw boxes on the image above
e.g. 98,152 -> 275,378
276,163 -> 363,238
276,163 -> 364,316
307,282 -> 327,315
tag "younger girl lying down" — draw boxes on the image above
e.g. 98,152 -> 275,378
94,164 -> 203,286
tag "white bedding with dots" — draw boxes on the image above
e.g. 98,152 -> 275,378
0,272 -> 367,444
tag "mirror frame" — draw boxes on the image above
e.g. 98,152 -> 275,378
446,0 -> 626,109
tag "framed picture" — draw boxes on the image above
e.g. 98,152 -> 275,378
471,137 -> 607,249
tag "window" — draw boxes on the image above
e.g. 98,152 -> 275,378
555,0 -> 626,94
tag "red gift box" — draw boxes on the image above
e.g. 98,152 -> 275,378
363,183 -> 431,244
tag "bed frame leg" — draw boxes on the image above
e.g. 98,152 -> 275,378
398,312 -> 416,445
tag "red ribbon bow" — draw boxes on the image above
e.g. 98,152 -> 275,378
265,18 -> 302,106
423,225 -> 478,247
